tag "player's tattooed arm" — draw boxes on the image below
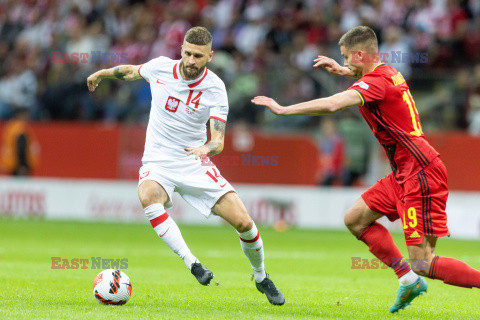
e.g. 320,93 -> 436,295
213,118 -> 226,135
112,65 -> 142,81
87,65 -> 142,92
184,118 -> 226,159
205,119 -> 226,156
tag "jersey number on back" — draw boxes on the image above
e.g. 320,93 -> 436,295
403,89 -> 423,137
186,90 -> 203,109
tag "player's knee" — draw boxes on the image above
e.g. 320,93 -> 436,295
138,189 -> 161,208
344,209 -> 364,235
234,217 -> 253,233
138,192 -> 154,208
344,210 -> 355,229
344,198 -> 379,237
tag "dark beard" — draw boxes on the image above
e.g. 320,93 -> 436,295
182,64 -> 204,80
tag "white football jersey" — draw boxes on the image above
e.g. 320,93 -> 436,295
138,56 -> 229,163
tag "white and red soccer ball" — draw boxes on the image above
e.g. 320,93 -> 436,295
92,269 -> 132,305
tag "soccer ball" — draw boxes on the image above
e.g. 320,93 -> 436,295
92,269 -> 132,305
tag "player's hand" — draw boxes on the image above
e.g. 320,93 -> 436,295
251,96 -> 286,116
185,145 -> 210,160
87,73 -> 101,92
313,56 -> 345,75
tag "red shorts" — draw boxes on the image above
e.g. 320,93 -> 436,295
362,157 -> 450,245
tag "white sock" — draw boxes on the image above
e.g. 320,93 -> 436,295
399,270 -> 419,286
145,203 -> 198,270
238,223 -> 266,283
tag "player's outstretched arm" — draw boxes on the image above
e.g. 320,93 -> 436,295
252,90 -> 362,116
185,118 -> 225,159
87,65 -> 142,92
313,56 -> 355,78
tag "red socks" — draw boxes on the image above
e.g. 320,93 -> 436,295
429,256 -> 480,288
358,222 -> 411,278
357,222 -> 480,289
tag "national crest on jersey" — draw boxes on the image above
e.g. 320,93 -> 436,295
138,56 -> 229,163
165,96 -> 180,112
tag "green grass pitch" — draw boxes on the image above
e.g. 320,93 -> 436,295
0,219 -> 479,319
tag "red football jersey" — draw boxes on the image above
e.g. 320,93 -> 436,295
347,64 -> 439,183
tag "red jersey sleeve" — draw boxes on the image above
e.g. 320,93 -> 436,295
347,73 -> 386,106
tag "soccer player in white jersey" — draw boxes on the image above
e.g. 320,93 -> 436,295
86,26 -> 284,305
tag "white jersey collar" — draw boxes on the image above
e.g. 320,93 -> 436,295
173,60 -> 208,88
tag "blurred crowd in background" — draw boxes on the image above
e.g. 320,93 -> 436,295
1,0 -> 480,184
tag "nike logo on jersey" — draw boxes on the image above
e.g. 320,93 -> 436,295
139,171 -> 150,180
156,79 -> 165,85
220,183 -> 226,188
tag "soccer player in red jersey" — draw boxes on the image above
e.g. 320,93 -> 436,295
253,26 -> 480,312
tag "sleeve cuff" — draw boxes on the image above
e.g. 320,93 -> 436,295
349,89 -> 365,106
138,64 -> 149,84
209,116 -> 227,123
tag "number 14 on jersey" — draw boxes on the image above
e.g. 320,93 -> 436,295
186,90 -> 203,109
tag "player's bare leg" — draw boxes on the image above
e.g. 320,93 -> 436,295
138,180 -> 213,285
406,236 -> 437,277
138,180 -> 170,209
212,191 -> 285,305
344,198 -> 412,280
344,197 -> 383,237
344,198 -> 415,281
408,236 -> 480,288
344,197 -> 424,312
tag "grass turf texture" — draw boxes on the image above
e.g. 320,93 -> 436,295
0,219 -> 479,319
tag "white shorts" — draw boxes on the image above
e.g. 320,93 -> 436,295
138,158 -> 235,217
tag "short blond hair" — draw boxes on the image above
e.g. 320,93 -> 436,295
184,26 -> 212,47
339,26 -> 378,53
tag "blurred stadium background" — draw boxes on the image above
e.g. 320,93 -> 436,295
1,0 -> 480,231
1,0 -> 480,318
